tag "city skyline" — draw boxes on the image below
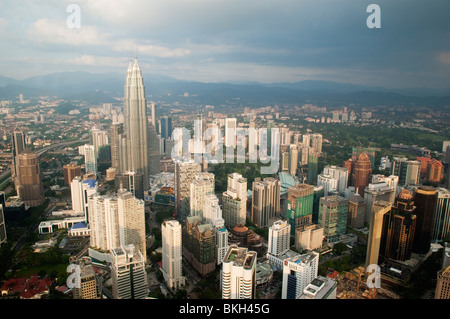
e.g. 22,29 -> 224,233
0,1 -> 449,90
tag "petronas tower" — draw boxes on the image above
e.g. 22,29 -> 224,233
120,58 -> 159,189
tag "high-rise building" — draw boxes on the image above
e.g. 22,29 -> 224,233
63,163 -> 82,186
71,177 -> 97,222
91,128 -> 109,154
307,152 -> 319,185
72,257 -> 102,299
380,189 -> 417,262
88,190 -> 146,261
323,165 -> 348,194
435,266 -> 450,299
433,188 -> 450,243
11,130 -> 25,178
281,252 -> 319,299
111,244 -> 148,299
405,160 -> 421,185
352,147 -> 376,169
225,118 -> 237,148
83,144 -> 97,176
289,144 -> 298,176
363,182 -> 395,226
161,219 -> 185,290
174,161 -> 201,222
222,173 -> 247,229
110,123 -> 124,170
182,215 -> 216,276
352,153 -> 372,197
160,116 -> 173,139
190,172 -> 215,218
251,177 -> 281,228
318,195 -> 348,243
221,245 -> 257,299
14,149 -> 45,207
267,219 -> 291,258
365,200 -> 391,268
114,171 -> 144,200
311,133 -> 322,154
286,184 -> 314,235
317,173 -> 338,196
295,224 -> 324,251
347,194 -> 366,229
413,186 -> 438,254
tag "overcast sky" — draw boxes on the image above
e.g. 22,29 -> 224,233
0,0 -> 449,88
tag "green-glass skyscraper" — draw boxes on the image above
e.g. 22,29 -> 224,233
319,195 -> 349,243
286,184 -> 315,235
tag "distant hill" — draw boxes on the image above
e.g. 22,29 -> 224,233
1,71 -> 449,108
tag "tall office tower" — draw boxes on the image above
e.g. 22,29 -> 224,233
380,189 -> 417,262
435,266 -> 450,299
295,224 -> 324,251
302,134 -> 310,148
160,116 -> 173,139
405,160 -> 421,185
287,184 -> 315,235
347,194 -> 366,229
413,186 -> 438,254
267,219 -> 291,258
182,215 -> 216,275
248,126 -> 258,162
0,196 -> 6,246
317,173 -> 338,196
311,133 -> 322,154
110,123 -> 124,170
222,173 -> 247,229
343,159 -> 353,187
117,188 -> 147,261
111,244 -> 148,299
363,182 -> 395,225
312,186 -> 324,224
122,58 -> 152,189
63,163 -> 82,186
72,257 -> 102,299
203,193 -> 229,265
114,171 -> 144,200
352,153 -> 372,197
281,252 -> 319,299
281,152 -> 290,172
307,152 -> 319,185
11,129 -> 25,178
426,159 -> 444,183
318,195 -> 348,243
323,165 -> 348,194
91,128 -> 109,154
174,161 -> 201,222
433,188 -> 450,242
71,176 -> 97,222
352,147 -> 376,169
391,156 -> 409,185
251,177 -> 281,228
83,144 -> 97,176
289,144 -> 298,176
14,149 -> 44,207
161,219 -> 185,290
365,200 -> 391,268
150,102 -> 156,128
225,117 -> 237,149
221,245 -> 257,299
190,172 -> 215,218
300,146 -> 309,166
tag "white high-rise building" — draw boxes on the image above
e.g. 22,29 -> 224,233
91,128 -> 109,154
267,220 -> 291,258
203,194 -> 229,264
161,219 -> 185,290
225,118 -> 237,148
281,252 -> 319,299
190,172 -> 215,218
323,165 -> 348,194
221,245 -> 257,299
111,244 -> 148,299
405,160 -> 421,185
71,176 -> 97,222
317,174 -> 338,196
88,190 -> 146,261
289,144 -> 298,176
174,161 -> 202,222
222,173 -> 247,228
83,144 -> 97,176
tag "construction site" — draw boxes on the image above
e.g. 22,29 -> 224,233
336,266 -> 401,299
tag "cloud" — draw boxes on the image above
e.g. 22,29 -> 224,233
113,40 -> 191,58
438,52 -> 450,65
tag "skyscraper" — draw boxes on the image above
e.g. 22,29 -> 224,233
114,171 -> 144,200
251,177 -> 281,228
353,153 -> 372,197
71,176 -> 97,222
281,252 -> 319,299
111,244 -> 148,299
286,184 -> 314,235
11,130 -> 25,178
14,149 -> 45,207
433,188 -> 450,243
72,257 -> 102,299
365,200 -> 391,268
222,173 -> 247,229
83,144 -> 97,176
319,195 -> 348,243
174,161 -> 201,222
413,186 -> 438,254
435,266 -> 450,299
267,219 -> 291,258
63,163 -> 82,186
189,172 -> 215,218
110,123 -> 124,170
221,245 -> 257,299
161,219 -> 185,290
160,116 -> 173,139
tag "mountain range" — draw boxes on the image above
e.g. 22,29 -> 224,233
1,72 -> 450,108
